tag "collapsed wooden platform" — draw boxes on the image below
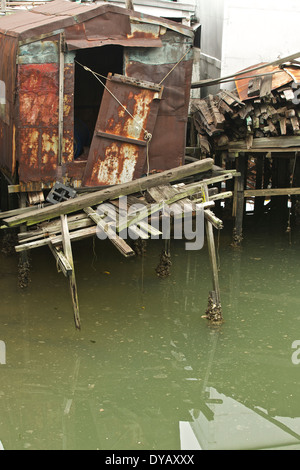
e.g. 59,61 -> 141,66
0,158 -> 238,329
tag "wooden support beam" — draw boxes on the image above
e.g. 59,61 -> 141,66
83,207 -> 135,258
227,136 -> 300,152
60,215 -> 81,330
18,192 -> 31,289
16,226 -> 98,252
244,187 -> 300,197
233,155 -> 246,246
205,219 -> 221,305
204,209 -> 223,230
3,158 -> 214,228
202,184 -> 223,322
18,214 -> 94,242
48,241 -> 73,277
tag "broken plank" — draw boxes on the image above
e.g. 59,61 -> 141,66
18,216 -> 94,242
207,94 -> 225,129
91,202 -> 149,241
48,241 -> 73,277
260,74 -> 273,98
204,209 -> 223,230
60,215 -> 81,330
16,226 -> 99,252
279,117 -> 287,135
83,207 -> 135,257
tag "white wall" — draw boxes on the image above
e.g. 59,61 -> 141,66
222,0 -> 300,79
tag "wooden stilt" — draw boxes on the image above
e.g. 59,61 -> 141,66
233,153 -> 246,246
202,185 -> 223,323
60,214 -> 81,330
254,155 -> 264,217
18,192 -> 30,288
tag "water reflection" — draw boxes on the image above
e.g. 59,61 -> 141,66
180,387 -> 300,450
0,223 -> 299,450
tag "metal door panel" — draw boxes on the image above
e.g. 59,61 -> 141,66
82,73 -> 163,186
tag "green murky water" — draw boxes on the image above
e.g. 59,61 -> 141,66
0,217 -> 300,450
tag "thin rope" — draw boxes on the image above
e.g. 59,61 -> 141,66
158,46 -> 192,86
75,60 -> 151,137
75,59 -> 153,175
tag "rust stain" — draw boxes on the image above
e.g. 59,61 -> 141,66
41,131 -> 58,166
89,142 -> 139,186
104,89 -> 152,140
63,94 -> 72,117
12,124 -> 16,175
127,31 -> 159,40
124,89 -> 152,139
63,130 -> 74,163
20,128 -> 39,169
18,64 -> 59,126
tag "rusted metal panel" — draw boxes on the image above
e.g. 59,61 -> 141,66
64,15 -> 163,50
17,61 -> 75,184
0,34 -> 18,178
125,35 -> 194,172
235,63 -> 300,101
0,0 -> 193,41
83,74 -> 163,186
18,63 -> 59,126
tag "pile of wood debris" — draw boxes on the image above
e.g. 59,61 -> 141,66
191,63 -> 300,156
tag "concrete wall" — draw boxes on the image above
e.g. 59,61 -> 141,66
221,0 -> 300,86
194,0 -> 224,97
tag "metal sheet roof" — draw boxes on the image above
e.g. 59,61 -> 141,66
0,0 -> 194,40
235,63 -> 300,101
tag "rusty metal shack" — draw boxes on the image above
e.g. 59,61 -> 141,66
0,0 -> 194,196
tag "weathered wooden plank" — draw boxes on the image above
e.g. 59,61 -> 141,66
95,202 -> 150,240
84,207 -> 136,257
207,94 -> 226,129
248,77 -> 262,97
48,242 -> 73,277
204,209 -> 223,230
60,215 -> 81,330
227,136 -> 300,151
16,226 -> 98,252
244,187 -> 300,197
260,74 -> 272,98
18,215 -> 94,242
3,159 -> 214,228
279,117 -> 287,135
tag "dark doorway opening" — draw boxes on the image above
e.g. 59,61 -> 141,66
73,45 -> 123,159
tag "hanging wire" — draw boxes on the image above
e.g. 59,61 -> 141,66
75,59 -> 153,175
158,46 -> 193,86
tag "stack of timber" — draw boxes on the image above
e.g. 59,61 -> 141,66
0,158 -> 236,328
191,63 -> 300,157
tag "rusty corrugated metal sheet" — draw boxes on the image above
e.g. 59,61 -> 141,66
0,0 -> 193,42
235,63 -> 300,101
17,61 -> 74,184
126,51 -> 193,172
0,34 -> 18,178
83,74 -> 163,186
